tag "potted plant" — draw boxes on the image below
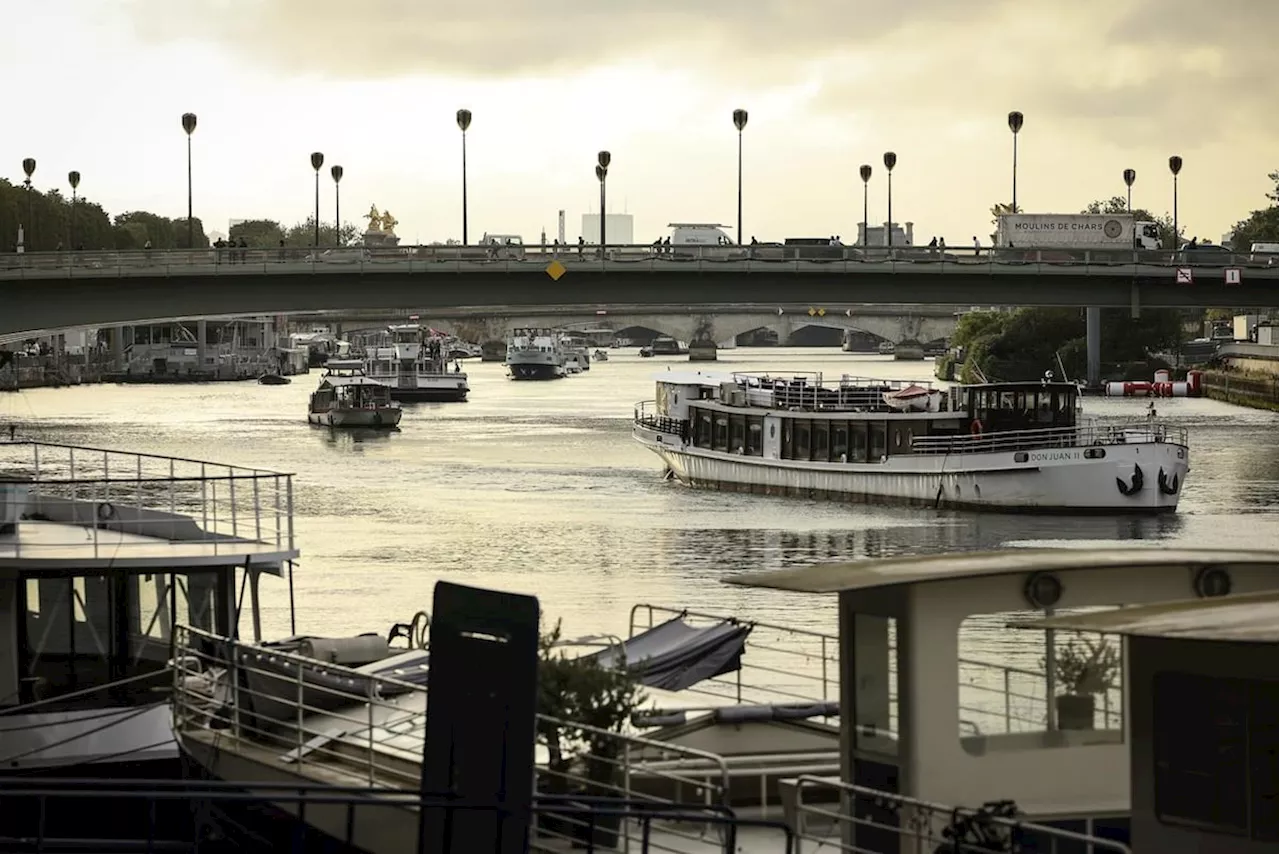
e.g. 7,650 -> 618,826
535,621 -> 645,849
1045,631 -> 1119,731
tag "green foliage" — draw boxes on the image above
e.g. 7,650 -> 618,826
1044,632 -> 1120,696
988,202 -> 1022,243
230,219 -> 286,247
281,216 -> 362,248
1229,207 -> 1279,249
0,178 -> 116,251
536,620 -> 645,779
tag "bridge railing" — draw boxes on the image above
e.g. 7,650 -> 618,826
1,244 -> 1275,280
910,421 -> 1189,455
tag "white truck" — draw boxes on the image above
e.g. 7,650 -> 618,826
666,223 -> 745,259
996,213 -> 1160,259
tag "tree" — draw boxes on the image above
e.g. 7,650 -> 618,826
988,202 -> 1022,244
229,219 -> 286,247
1267,170 -> 1278,205
1228,171 -> 1279,250
0,179 -> 115,251
281,216 -> 361,248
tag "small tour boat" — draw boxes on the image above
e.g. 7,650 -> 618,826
505,327 -> 566,380
307,360 -> 403,428
592,349 -> 609,362
362,324 -> 469,403
633,370 -> 1190,513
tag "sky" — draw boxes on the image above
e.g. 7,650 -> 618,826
2,0 -> 1276,246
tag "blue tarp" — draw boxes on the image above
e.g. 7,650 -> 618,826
588,616 -> 753,692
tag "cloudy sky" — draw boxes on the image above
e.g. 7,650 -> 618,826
3,0 -> 1275,245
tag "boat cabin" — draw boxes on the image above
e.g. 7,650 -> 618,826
725,548 -> 1278,848
311,360 -> 394,410
642,372 -> 1084,462
1015,592 -> 1277,854
0,442 -> 298,767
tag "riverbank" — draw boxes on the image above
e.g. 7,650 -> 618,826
1201,369 -> 1278,411
0,358 -> 111,391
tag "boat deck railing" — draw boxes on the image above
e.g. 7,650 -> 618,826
0,778 -> 794,854
910,421 -> 1188,455
172,625 -> 769,852
634,401 -> 690,439
628,605 -> 1123,739
789,776 -> 1133,853
0,440 -> 295,559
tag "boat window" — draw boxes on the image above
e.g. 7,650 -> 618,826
1000,391 -> 1016,410
745,416 -> 764,456
713,415 -> 730,452
729,414 -> 747,453
694,409 -> 713,449
850,422 -> 868,463
955,614 -> 1124,752
869,423 -> 887,461
889,426 -> 905,454
781,419 -> 793,458
811,420 -> 829,462
851,614 -> 898,757
794,420 -> 811,460
831,422 -> 849,461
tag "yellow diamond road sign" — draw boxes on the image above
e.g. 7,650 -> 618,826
808,307 -> 816,316
817,308 -> 826,317
545,260 -> 567,281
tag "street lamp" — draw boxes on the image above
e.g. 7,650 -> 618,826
1168,156 -> 1182,250
1007,111 -> 1024,212
859,165 -> 872,248
68,171 -> 80,249
1122,168 -> 1136,213
733,108 -> 748,245
310,152 -> 325,246
596,150 -> 611,251
330,165 -> 344,246
181,113 -> 197,248
21,158 -> 35,251
882,152 -> 897,248
457,109 -> 472,245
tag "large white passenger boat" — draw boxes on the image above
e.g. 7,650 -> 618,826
362,324 -> 469,403
505,327 -> 565,380
633,371 -> 1189,513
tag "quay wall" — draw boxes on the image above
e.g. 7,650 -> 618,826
0,356 -> 111,391
1200,369 -> 1278,412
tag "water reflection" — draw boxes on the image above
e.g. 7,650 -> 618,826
316,427 -> 400,447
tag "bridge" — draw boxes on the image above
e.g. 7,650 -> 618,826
309,304 -> 961,351
1,245 -> 1275,339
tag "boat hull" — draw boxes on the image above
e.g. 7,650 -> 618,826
308,406 -> 403,428
507,362 -> 565,380
634,426 -> 1188,514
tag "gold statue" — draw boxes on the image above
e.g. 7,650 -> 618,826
379,210 -> 398,235
364,204 -> 383,232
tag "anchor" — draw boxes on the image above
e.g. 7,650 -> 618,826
1157,468 -> 1179,496
1116,464 -> 1144,497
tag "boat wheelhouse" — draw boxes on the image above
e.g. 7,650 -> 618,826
505,327 -> 565,380
0,440 -> 298,837
633,371 -> 1190,513
560,334 -> 592,373
307,360 -> 403,428
362,325 -> 469,403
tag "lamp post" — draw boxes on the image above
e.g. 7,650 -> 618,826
181,113 -> 197,248
21,158 -> 35,251
330,165 -> 344,246
859,165 -> 872,248
457,109 -> 472,245
68,171 -> 80,249
596,150 -> 611,252
733,109 -> 748,245
882,152 -> 897,248
1168,156 -> 1182,250
1007,111 -> 1024,212
1123,169 -> 1136,213
310,152 -> 325,246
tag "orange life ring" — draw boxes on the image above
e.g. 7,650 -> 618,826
970,419 -> 984,436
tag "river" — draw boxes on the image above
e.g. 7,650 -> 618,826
2,348 -> 1276,646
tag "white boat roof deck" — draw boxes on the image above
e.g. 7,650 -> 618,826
725,547 -> 1279,594
0,522 -> 296,572
321,375 -> 390,387
1008,590 -> 1279,644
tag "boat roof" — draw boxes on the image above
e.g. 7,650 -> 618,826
321,376 -> 388,387
653,369 -> 736,386
324,359 -> 365,370
724,548 -> 1279,594
1007,591 -> 1278,644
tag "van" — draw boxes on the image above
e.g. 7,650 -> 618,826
667,223 -> 744,259
1249,242 -> 1278,265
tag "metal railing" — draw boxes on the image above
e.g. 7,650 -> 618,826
910,420 -> 1188,455
627,606 -> 1123,740
171,625 -> 750,853
0,778 -> 794,854
2,244 -> 1275,280
634,402 -> 689,439
790,776 -> 1132,853
0,440 -> 296,559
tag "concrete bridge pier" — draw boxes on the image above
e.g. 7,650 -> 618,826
197,320 -> 207,371
1085,307 -> 1101,389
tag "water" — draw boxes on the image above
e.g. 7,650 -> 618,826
2,348 -> 1276,644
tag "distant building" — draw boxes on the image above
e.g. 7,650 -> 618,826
580,213 -> 634,245
857,221 -> 915,247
